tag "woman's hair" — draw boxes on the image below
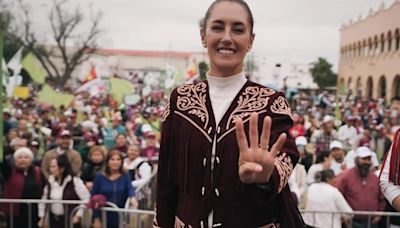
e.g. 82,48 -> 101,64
316,151 -> 331,164
104,149 -> 125,176
201,0 -> 254,34
88,145 -> 107,159
55,154 -> 74,184
319,169 -> 335,183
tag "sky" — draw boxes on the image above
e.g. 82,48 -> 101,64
7,0 -> 396,72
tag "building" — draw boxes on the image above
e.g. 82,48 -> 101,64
338,0 -> 400,101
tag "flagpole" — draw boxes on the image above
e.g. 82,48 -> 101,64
0,30 -> 4,161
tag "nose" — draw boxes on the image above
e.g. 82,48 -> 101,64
221,29 -> 233,45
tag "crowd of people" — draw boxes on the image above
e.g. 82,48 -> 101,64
0,90 -> 165,227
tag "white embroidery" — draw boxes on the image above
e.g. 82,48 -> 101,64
161,102 -> 170,122
270,96 -> 294,120
274,152 -> 293,193
175,216 -> 193,228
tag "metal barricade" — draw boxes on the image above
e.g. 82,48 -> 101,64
99,207 -> 155,228
0,198 -> 88,228
301,210 -> 400,228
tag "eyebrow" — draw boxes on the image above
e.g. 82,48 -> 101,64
211,20 -> 246,27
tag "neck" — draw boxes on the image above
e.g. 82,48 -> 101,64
209,65 -> 243,77
110,170 -> 120,175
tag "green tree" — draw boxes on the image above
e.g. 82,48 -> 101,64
198,61 -> 209,81
310,57 -> 337,88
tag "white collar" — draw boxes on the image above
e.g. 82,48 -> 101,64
206,70 -> 246,88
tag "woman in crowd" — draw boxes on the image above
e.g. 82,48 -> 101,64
91,149 -> 138,228
81,145 -> 107,191
1,147 -> 43,228
38,155 -> 90,228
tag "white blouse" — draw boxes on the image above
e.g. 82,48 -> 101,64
380,144 -> 400,206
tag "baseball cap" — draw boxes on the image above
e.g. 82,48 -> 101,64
58,130 -> 71,138
355,146 -> 373,158
295,136 -> 307,146
323,115 -> 334,124
329,140 -> 343,150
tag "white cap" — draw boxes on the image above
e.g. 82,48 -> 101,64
329,140 -> 343,150
355,146 -> 373,158
295,136 -> 307,146
323,115 -> 334,123
13,147 -> 34,160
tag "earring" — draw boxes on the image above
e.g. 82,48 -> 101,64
203,43 -> 207,48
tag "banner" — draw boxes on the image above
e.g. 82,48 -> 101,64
110,77 -> 134,103
13,86 -> 30,99
21,52 -> 46,84
37,85 -> 74,108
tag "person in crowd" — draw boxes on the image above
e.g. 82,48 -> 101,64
81,146 -> 106,191
337,147 -> 386,228
289,114 -> 306,138
295,136 -> 313,171
113,133 -> 129,157
41,130 -> 82,177
91,149 -> 138,228
78,132 -> 100,163
371,124 -> 392,162
329,140 -> 347,175
338,116 -> 358,149
344,146 -> 379,170
38,155 -> 90,228
30,139 -> 42,166
307,151 -> 332,185
155,0 -> 303,227
303,169 -> 353,228
123,144 -> 152,189
311,115 -> 338,155
141,132 -> 159,162
0,147 -> 43,228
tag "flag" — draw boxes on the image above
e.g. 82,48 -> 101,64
82,64 -> 97,84
186,58 -> 198,80
13,86 -> 30,99
7,48 -> 23,76
110,77 -> 134,103
21,52 -> 46,84
37,85 -> 74,108
335,96 -> 341,121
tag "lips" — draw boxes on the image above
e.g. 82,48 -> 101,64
217,47 -> 236,54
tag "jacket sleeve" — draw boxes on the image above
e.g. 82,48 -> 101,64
242,91 -> 299,203
154,89 -> 178,227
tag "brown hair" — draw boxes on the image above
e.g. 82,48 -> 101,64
88,146 -> 107,159
201,0 -> 254,34
104,149 -> 124,176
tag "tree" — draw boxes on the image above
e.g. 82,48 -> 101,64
0,0 -> 20,61
310,57 -> 337,89
6,0 -> 102,89
198,61 -> 209,81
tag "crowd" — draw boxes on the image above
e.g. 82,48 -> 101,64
1,85 -> 400,228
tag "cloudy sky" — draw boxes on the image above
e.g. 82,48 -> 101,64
9,0 -> 396,72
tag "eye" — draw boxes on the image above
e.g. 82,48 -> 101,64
233,27 -> 245,34
211,26 -> 223,32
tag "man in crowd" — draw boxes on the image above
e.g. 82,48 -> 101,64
311,115 -> 338,155
337,146 -> 386,228
329,140 -> 347,175
338,116 -> 358,150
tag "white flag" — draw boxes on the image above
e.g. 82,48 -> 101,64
7,48 -> 23,76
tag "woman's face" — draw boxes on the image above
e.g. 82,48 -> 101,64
14,154 -> 32,169
108,154 -> 122,172
116,135 -> 127,147
127,145 -> 140,160
91,150 -> 104,164
201,1 -> 254,76
49,159 -> 61,177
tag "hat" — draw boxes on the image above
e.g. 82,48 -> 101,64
30,140 -> 39,147
329,140 -> 343,150
295,136 -> 307,146
13,147 -> 34,160
355,146 -> 373,158
323,115 -> 334,124
347,116 -> 356,121
58,130 -> 71,138
146,131 -> 156,138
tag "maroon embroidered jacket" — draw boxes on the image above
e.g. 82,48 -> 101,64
155,80 -> 304,228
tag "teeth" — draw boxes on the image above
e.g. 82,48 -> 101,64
218,49 -> 234,54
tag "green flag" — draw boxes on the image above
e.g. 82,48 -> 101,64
110,77 -> 134,103
37,85 -> 74,108
21,52 -> 46,84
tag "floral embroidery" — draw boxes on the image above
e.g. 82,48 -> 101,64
274,152 -> 293,193
176,82 -> 209,129
175,216 -> 193,228
161,102 -> 170,122
270,96 -> 294,120
226,87 -> 275,130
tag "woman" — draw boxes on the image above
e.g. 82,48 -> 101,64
155,0 -> 303,227
113,133 -> 129,157
81,146 -> 106,191
303,169 -> 353,228
123,144 -> 152,189
306,151 -> 332,185
38,155 -> 90,228
0,147 -> 43,228
91,149 -> 138,228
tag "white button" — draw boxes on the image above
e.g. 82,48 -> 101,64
203,158 -> 207,167
200,221 -> 204,228
217,126 -> 221,134
202,187 -> 205,196
216,157 -> 220,164
215,188 -> 219,197
213,224 -> 222,227
208,127 -> 212,134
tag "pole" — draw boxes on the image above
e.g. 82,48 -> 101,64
0,31 -> 4,162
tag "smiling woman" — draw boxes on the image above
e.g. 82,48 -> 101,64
155,0 -> 304,227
